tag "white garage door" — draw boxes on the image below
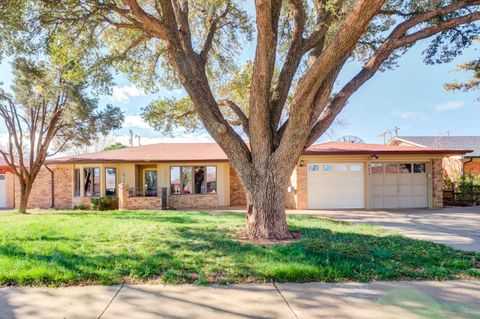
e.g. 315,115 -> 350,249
307,163 -> 365,209
370,163 -> 428,209
0,175 -> 6,208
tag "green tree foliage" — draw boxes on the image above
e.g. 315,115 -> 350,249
445,58 -> 480,98
142,62 -> 252,135
104,142 -> 128,151
0,58 -> 124,212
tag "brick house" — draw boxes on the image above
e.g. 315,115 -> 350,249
388,136 -> 480,175
5,141 -> 460,211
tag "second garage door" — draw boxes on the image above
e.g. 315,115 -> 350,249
370,163 -> 428,209
307,163 -> 365,209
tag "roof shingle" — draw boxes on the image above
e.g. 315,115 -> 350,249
394,136 -> 480,157
46,141 -> 471,164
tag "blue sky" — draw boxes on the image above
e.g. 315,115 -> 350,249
0,39 -> 478,148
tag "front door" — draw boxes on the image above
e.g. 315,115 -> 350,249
144,169 -> 158,196
0,174 -> 6,208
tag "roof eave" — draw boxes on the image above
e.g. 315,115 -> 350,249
302,150 -> 472,156
46,158 -> 231,165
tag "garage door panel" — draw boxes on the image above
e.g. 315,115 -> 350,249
370,163 -> 428,209
413,196 -> 428,207
413,174 -> 427,184
399,196 -> 414,208
307,163 -> 365,209
0,175 -> 6,208
383,196 -> 398,208
413,185 -> 428,195
383,174 -> 398,185
398,174 -> 411,184
398,185 -> 412,196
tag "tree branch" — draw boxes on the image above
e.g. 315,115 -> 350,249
218,99 -> 249,135
306,2 -> 480,146
200,2 -> 232,64
120,0 -> 170,40
249,0 -> 282,168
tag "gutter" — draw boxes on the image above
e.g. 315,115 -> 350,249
44,164 -> 54,209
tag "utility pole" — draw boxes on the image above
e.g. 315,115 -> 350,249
129,130 -> 134,147
443,129 -> 455,136
378,131 -> 389,144
393,126 -> 400,137
378,127 -> 400,144
136,134 -> 141,146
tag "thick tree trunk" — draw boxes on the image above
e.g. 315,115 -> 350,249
244,169 -> 292,240
18,181 -> 31,214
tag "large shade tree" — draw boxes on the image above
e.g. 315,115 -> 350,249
0,59 -> 124,213
2,0 -> 479,238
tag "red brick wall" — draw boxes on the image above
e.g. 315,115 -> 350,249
432,159 -> 444,208
229,165 -> 246,206
53,167 -> 73,209
464,159 -> 480,175
118,183 -> 163,210
15,166 -> 73,209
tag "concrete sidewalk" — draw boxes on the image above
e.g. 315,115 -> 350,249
1,280 -> 479,319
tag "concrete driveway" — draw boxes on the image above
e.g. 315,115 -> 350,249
288,206 -> 480,252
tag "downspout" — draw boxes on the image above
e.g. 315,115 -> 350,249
44,164 -> 54,208
463,157 -> 473,173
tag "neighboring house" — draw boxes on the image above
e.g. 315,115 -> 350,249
0,157 -> 15,209
388,136 -> 480,174
16,141 -> 464,211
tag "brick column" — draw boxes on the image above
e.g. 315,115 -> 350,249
296,164 -> 308,209
432,159 -> 444,208
118,183 -> 128,210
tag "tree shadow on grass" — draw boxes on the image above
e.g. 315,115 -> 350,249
0,214 -> 478,287
53,210 -> 245,225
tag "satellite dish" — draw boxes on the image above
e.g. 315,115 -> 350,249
336,135 -> 365,144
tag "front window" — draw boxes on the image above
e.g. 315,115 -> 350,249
194,167 -> 206,194
84,168 -> 100,197
207,166 -> 217,193
170,167 -> 181,194
74,169 -> 81,197
105,168 -> 116,196
181,167 -> 193,194
170,166 -> 217,194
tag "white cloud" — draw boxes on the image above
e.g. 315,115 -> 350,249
111,85 -> 145,102
433,101 -> 465,112
123,115 -> 152,130
393,111 -> 427,121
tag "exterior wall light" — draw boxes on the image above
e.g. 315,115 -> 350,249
369,155 -> 379,160
299,160 -> 305,167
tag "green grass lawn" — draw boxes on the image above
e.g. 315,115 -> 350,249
0,210 -> 478,286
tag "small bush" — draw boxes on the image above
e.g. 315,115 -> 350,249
73,204 -> 89,210
457,173 -> 480,201
91,197 -> 117,211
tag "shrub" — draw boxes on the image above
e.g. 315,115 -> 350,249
91,197 -> 117,211
73,204 -> 89,210
455,173 -> 480,201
